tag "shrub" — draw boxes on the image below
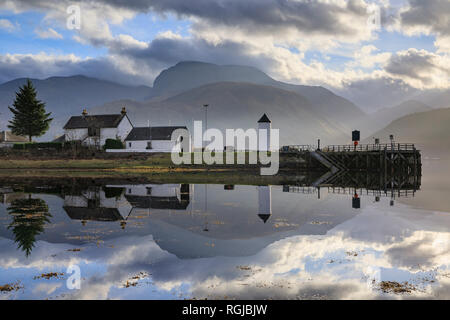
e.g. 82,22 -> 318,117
13,143 -> 25,150
104,139 -> 124,150
13,142 -> 62,150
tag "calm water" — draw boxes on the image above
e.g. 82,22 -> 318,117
0,161 -> 449,299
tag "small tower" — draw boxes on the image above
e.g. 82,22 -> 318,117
82,109 -> 88,117
121,107 -> 127,116
258,113 -> 271,151
258,186 -> 272,223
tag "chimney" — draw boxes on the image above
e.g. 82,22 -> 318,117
82,109 -> 88,117
121,107 -> 127,116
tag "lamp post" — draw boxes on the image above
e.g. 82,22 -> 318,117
203,104 -> 209,151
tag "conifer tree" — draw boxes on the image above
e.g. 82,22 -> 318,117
8,79 -> 52,142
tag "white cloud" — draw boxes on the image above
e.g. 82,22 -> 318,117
0,18 -> 18,32
35,27 -> 63,39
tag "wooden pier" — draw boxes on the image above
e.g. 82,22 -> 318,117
281,143 -> 421,174
280,143 -> 422,190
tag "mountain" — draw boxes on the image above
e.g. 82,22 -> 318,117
367,108 -> 450,154
152,61 -> 365,132
0,75 -> 152,139
91,82 -> 351,146
413,89 -> 450,109
359,100 -> 432,138
0,61 -> 365,144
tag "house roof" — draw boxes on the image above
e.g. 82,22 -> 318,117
125,126 -> 188,141
63,206 -> 124,221
63,114 -> 127,129
258,114 -> 271,123
0,131 -> 28,143
52,134 -> 66,143
125,195 -> 189,210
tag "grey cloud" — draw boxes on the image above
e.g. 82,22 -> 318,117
0,55 -> 153,85
385,49 -> 450,84
2,0 -> 371,37
401,0 -> 450,35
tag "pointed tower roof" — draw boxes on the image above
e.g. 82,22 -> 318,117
258,113 -> 271,123
258,214 -> 271,223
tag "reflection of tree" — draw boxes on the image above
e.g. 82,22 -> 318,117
7,196 -> 51,257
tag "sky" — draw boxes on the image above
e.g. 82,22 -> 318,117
0,0 -> 448,110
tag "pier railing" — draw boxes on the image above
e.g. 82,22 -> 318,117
322,143 -> 416,152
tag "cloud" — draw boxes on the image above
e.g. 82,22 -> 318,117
35,27 -> 63,39
0,18 -> 18,32
397,0 -> 450,53
385,49 -> 450,89
0,53 -> 154,85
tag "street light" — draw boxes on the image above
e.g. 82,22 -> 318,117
203,104 -> 209,151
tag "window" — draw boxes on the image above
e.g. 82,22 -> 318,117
146,141 -> 152,149
88,127 -> 99,137
129,142 -> 132,148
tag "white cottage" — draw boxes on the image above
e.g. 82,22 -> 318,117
124,126 -> 191,153
63,108 -> 133,148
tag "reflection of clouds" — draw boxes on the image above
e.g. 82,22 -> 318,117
0,203 -> 449,299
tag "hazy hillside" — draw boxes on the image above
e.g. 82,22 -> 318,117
414,89 -> 450,109
359,100 -> 432,138
152,61 -> 365,131
0,75 -> 152,139
367,108 -> 450,154
91,82 -> 351,146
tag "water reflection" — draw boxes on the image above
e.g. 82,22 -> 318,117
0,167 -> 448,300
7,196 -> 51,257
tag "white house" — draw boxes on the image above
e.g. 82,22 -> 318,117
63,108 -> 133,148
123,126 -> 191,153
0,131 -> 28,148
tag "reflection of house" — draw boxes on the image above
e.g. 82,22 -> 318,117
258,186 -> 272,223
63,108 -> 133,148
0,131 -> 28,148
63,187 -> 132,222
111,184 -> 191,210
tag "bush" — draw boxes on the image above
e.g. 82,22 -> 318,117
13,143 -> 25,150
104,139 -> 124,150
13,142 -> 62,150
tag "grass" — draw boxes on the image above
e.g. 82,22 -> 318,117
0,152 -> 268,169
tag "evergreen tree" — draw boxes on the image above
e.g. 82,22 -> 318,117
8,79 -> 52,142
7,196 -> 51,257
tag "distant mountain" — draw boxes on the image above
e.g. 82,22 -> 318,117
367,108 -> 450,154
152,61 -> 365,132
0,75 -> 152,139
359,100 -> 432,138
0,61 -> 366,144
413,89 -> 450,109
92,82 -> 350,146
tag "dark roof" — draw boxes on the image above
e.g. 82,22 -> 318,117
63,114 -> 127,129
258,214 -> 271,223
52,134 -> 66,143
125,126 -> 187,141
63,206 -> 123,221
258,114 -> 271,123
125,195 -> 189,210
